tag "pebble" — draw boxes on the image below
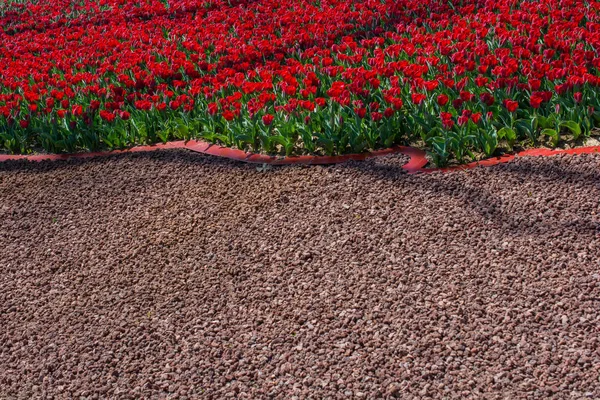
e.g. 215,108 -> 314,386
0,150 -> 599,399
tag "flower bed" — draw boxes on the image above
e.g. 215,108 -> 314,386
1,0 -> 600,165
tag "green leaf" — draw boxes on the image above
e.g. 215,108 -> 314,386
384,136 -> 395,148
497,127 -> 517,149
531,116 -> 538,131
541,128 -> 559,147
582,117 -> 592,136
235,134 -> 253,143
267,135 -> 291,154
537,114 -> 556,129
214,134 -> 230,145
430,136 -> 448,155
268,135 -> 289,147
478,130 -> 498,157
559,120 -> 581,140
176,123 -> 190,139
428,136 -> 449,167
422,126 -> 441,141
157,129 -> 170,143
316,137 -> 335,155
199,131 -> 217,141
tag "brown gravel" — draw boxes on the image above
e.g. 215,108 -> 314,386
1,150 -> 599,399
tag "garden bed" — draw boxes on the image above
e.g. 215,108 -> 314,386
2,0 -> 600,165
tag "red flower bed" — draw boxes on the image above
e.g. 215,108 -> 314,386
1,0 -> 600,165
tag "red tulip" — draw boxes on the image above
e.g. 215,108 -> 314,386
134,100 -> 152,111
437,94 -> 449,106
222,110 -> 235,121
424,80 -> 439,91
411,93 -> 426,105
72,105 -> 83,116
452,99 -> 464,109
440,112 -> 454,129
530,94 -> 543,109
208,103 -> 218,115
480,93 -> 495,106
99,110 -> 115,122
262,114 -> 274,125
504,100 -> 519,112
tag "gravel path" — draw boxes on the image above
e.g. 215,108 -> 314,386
1,150 -> 599,399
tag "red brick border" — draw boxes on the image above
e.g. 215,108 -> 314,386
1,139 -> 598,173
406,146 -> 600,173
0,140 -> 428,172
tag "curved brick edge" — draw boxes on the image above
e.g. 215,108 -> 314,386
0,140 -> 427,172
404,146 -> 600,174
1,140 -> 598,173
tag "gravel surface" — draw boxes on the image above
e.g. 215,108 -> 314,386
1,150 -> 599,399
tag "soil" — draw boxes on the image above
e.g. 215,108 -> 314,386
1,150 -> 599,399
